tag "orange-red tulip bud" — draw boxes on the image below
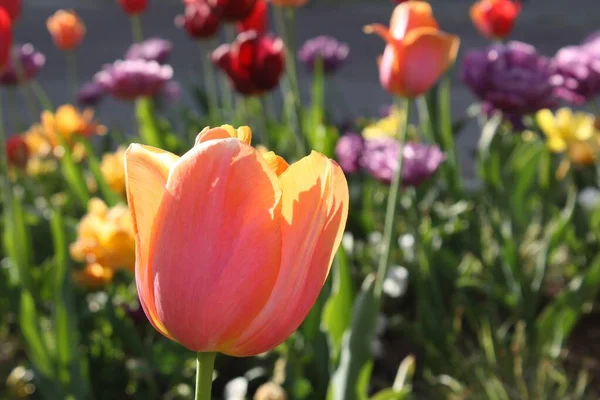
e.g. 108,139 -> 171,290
47,10 -> 86,51
364,1 -> 459,98
470,0 -> 521,40
0,0 -> 20,22
124,125 -> 349,356
117,0 -> 148,15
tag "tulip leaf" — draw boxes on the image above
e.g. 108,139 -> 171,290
19,290 -> 54,378
57,135 -> 91,208
78,137 -> 121,207
50,207 -> 89,398
437,76 -> 461,195
322,246 -> 354,364
329,275 -> 378,400
535,251 -> 600,358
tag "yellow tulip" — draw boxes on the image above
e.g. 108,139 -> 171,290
100,146 -> 127,195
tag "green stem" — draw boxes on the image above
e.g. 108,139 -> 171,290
258,96 -> 271,148
0,90 -> 8,173
8,88 -> 24,131
11,52 -> 37,120
30,80 -> 54,111
195,352 -> 216,400
130,15 -> 144,43
374,97 -> 411,299
273,5 -> 306,155
65,51 -> 78,101
200,41 -> 221,124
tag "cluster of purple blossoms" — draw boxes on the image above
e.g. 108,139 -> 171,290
335,133 -> 445,188
0,44 -> 45,86
460,41 -> 559,127
125,37 -> 173,64
297,35 -> 349,75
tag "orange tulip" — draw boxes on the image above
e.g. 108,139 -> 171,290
46,10 -> 85,51
470,0 -> 520,40
364,1 -> 459,98
125,125 -> 349,356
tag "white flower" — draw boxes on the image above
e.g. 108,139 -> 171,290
578,187 -> 600,212
383,266 -> 409,298
224,377 -> 248,400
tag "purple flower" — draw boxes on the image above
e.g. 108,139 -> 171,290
335,133 -> 364,174
361,139 -> 445,187
125,37 -> 173,64
460,41 -> 558,125
94,59 -> 173,101
0,44 -> 45,86
159,80 -> 182,102
77,81 -> 105,106
550,45 -> 600,105
583,30 -> 600,46
297,35 -> 349,75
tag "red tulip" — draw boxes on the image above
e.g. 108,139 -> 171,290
236,0 -> 267,35
0,7 -> 11,70
175,0 -> 220,40
5,135 -> 29,168
117,0 -> 148,15
470,0 -> 521,40
0,0 -> 20,22
213,31 -> 285,96
209,0 -> 256,22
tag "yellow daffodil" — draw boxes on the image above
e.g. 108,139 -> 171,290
362,105 -> 406,140
70,198 -> 135,288
100,146 -> 127,195
537,108 -> 600,179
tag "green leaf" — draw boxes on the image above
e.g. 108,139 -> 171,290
322,246 -> 354,364
536,254 -> 600,357
437,75 -> 461,194
329,275 -> 378,400
57,135 -> 90,208
370,388 -> 412,400
78,137 -> 121,206
19,290 -> 53,378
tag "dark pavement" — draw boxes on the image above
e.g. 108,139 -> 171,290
7,0 -> 600,178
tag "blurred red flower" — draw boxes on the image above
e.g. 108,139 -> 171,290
0,0 -> 20,22
5,135 -> 29,168
175,0 -> 220,40
236,0 -> 267,35
470,0 -> 521,40
0,7 -> 12,69
209,0 -> 256,22
117,0 -> 148,15
212,31 -> 285,96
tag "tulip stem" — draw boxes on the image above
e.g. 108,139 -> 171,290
130,15 -> 144,43
65,51 -> 78,102
194,352 -> 216,400
30,80 -> 54,111
200,41 -> 221,124
0,90 -> 8,173
12,51 -> 38,121
374,97 -> 411,300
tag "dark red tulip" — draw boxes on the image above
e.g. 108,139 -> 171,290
5,135 -> 28,168
470,0 -> 521,40
117,0 -> 148,15
209,0 -> 256,22
176,0 -> 220,39
0,7 -> 11,70
0,0 -> 20,22
212,31 -> 285,96
236,0 -> 267,35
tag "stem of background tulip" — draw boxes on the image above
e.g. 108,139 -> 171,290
65,51 -> 78,101
0,90 -> 8,173
199,41 -> 221,124
194,352 -> 216,400
273,6 -> 306,153
8,88 -> 23,130
130,14 -> 144,42
258,96 -> 271,148
224,26 -> 240,122
30,80 -> 54,111
373,97 -> 411,299
12,53 -> 38,120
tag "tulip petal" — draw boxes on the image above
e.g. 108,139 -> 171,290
195,125 -> 253,145
125,144 -> 180,339
227,152 -> 349,356
149,138 -> 283,352
397,27 -> 460,97
390,1 -> 438,39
